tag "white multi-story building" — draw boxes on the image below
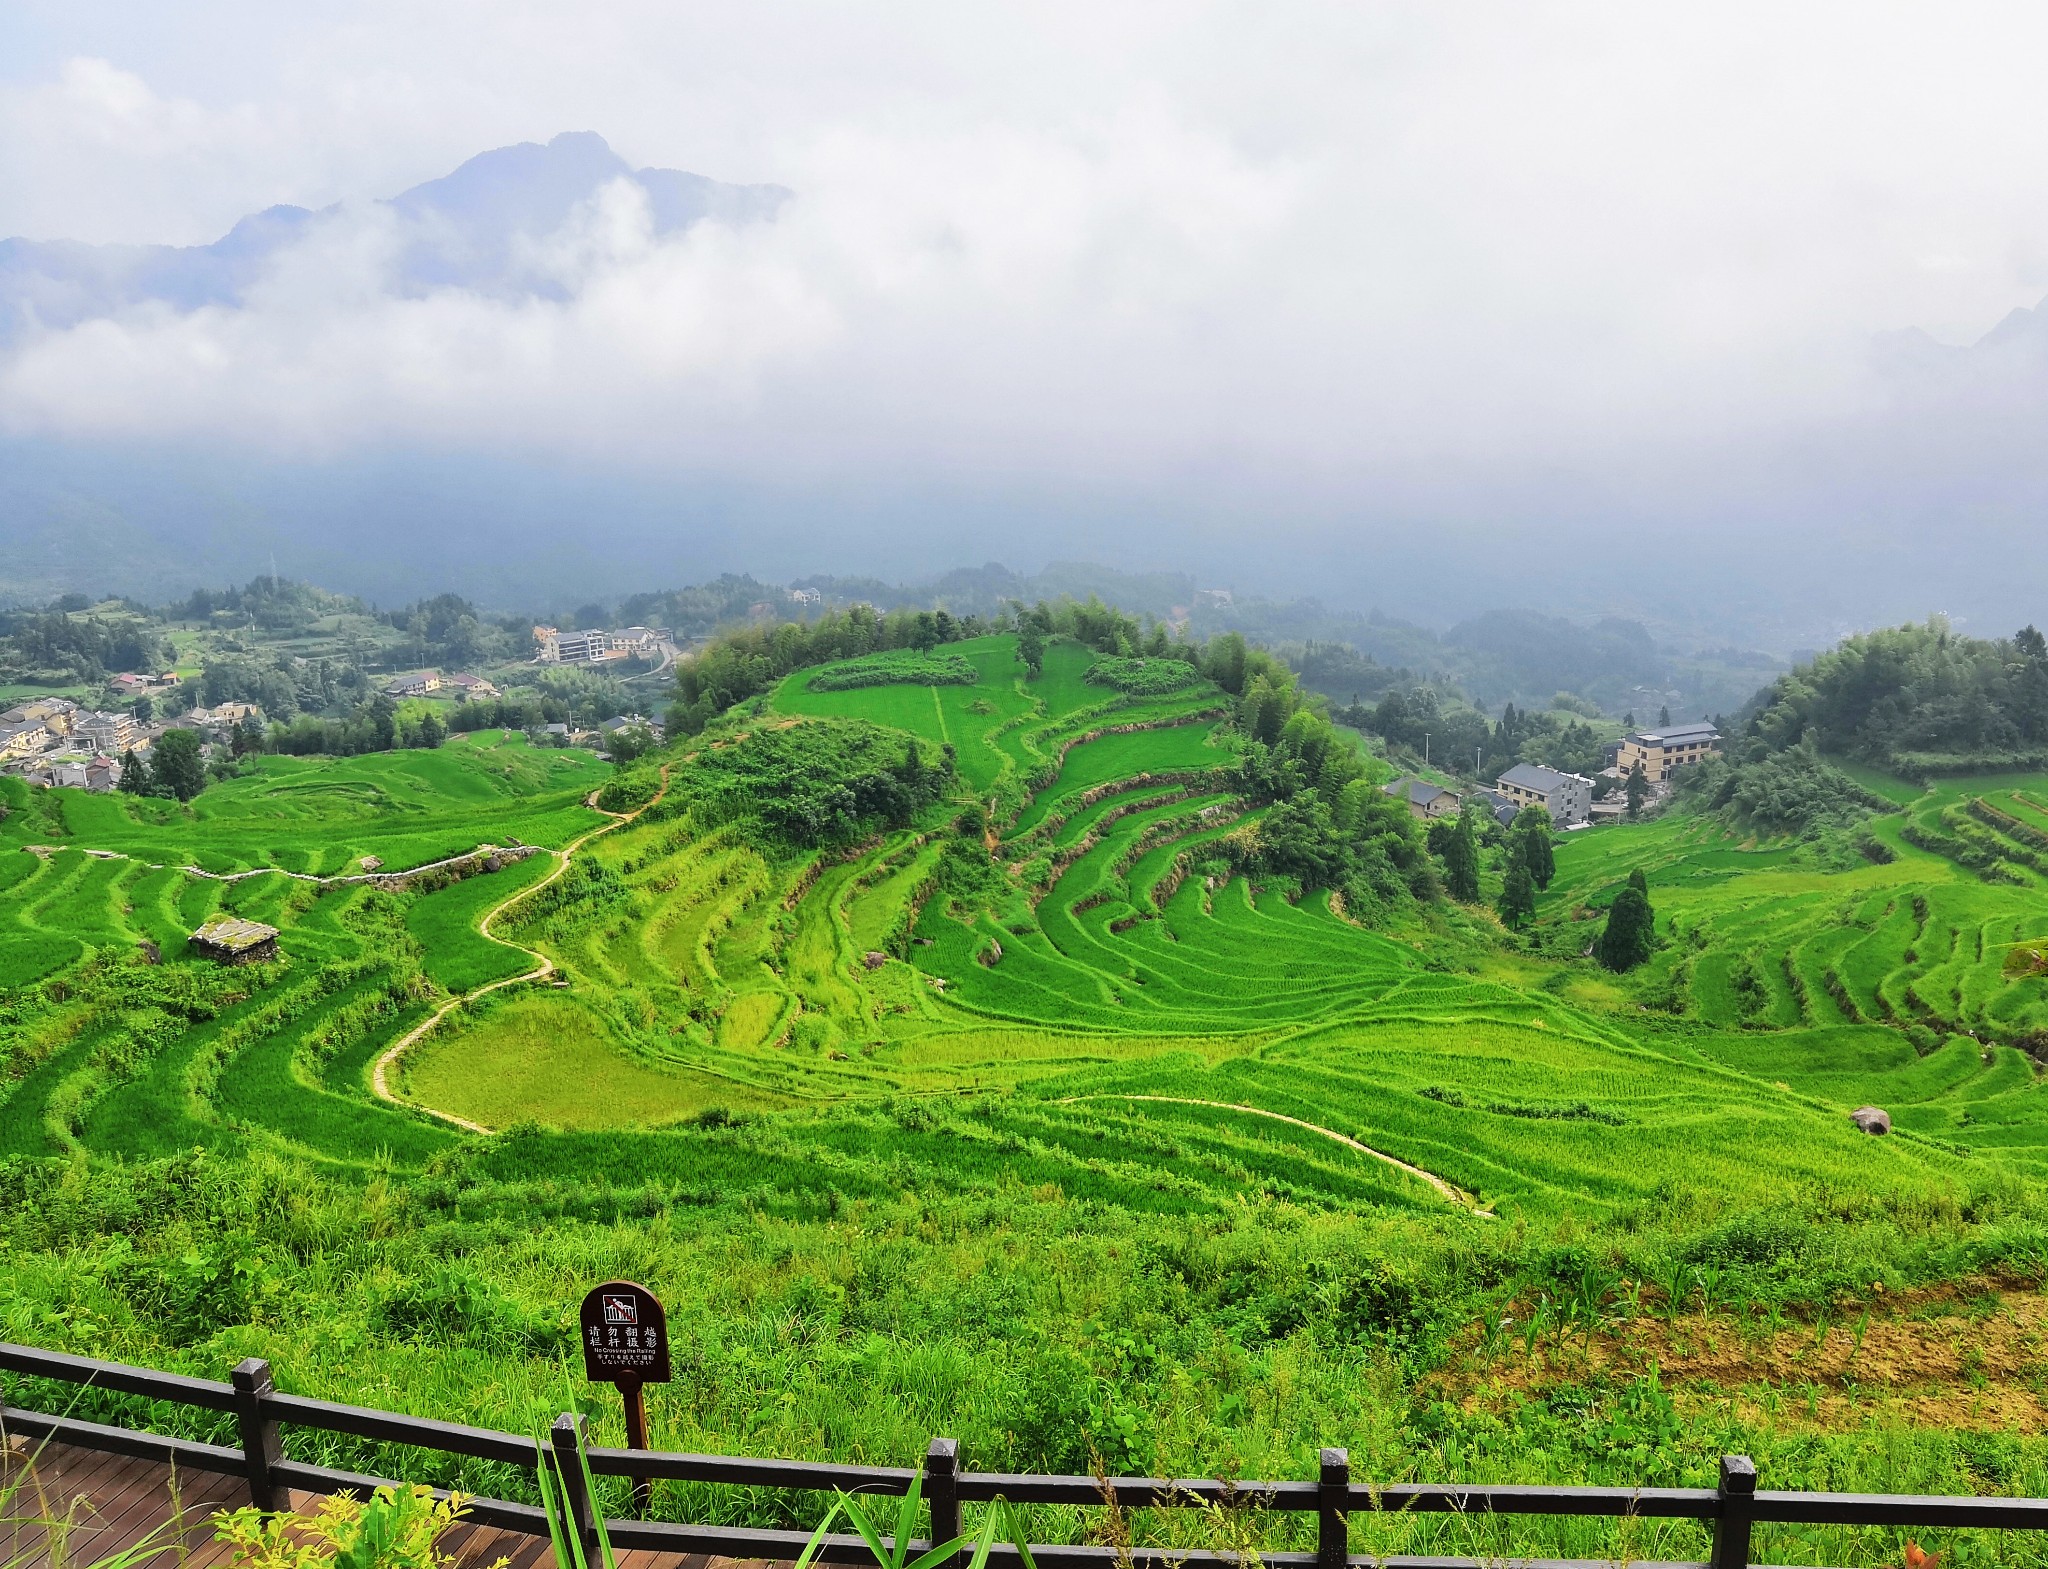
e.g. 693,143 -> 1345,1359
1496,763 -> 1594,827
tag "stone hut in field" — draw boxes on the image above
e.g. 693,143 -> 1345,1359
188,916 -> 280,965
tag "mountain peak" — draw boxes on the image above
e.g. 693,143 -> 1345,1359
0,135 -> 791,340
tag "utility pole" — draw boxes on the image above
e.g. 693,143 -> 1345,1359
1424,733 -> 1429,766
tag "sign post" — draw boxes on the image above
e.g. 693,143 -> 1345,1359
579,1280 -> 671,1516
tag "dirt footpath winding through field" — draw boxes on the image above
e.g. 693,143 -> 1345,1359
370,766 -> 669,1132
1057,1093 -> 1491,1213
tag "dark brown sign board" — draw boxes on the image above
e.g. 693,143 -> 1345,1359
579,1280 -> 671,1385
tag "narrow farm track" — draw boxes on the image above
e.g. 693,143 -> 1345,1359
1055,1093 -> 1491,1213
16,841 -> 534,885
369,766 -> 670,1131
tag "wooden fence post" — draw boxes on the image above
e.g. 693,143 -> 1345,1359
230,1357 -> 282,1512
1710,1455 -> 1756,1569
926,1438 -> 961,1568
1318,1448 -> 1349,1569
552,1412 -> 600,1564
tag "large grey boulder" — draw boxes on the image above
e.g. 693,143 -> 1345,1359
1851,1106 -> 1891,1135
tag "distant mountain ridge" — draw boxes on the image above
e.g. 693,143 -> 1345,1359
0,132 -> 790,342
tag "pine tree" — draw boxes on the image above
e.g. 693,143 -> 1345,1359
1496,844 -> 1536,927
1442,808 -> 1481,902
1658,704 -> 1671,726
1598,883 -> 1655,971
117,749 -> 148,795
1625,760 -> 1648,819
1516,805 -> 1556,888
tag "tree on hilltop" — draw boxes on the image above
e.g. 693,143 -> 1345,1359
1018,624 -> 1046,677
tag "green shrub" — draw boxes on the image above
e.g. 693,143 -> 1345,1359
807,650 -> 978,691
1084,656 -> 1203,696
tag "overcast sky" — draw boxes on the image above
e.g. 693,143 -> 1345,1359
5,2 -> 2048,615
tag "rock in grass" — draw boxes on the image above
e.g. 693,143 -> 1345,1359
1851,1106 -> 1892,1135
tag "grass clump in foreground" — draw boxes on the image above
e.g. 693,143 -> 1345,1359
6,1146 -> 2048,1567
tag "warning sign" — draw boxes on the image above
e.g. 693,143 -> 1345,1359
578,1279 -> 670,1384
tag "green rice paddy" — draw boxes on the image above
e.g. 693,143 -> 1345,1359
6,649 -> 2046,1217
11,639 -> 2048,1533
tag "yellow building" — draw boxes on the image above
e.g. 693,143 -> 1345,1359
1614,720 -> 1720,782
0,720 -> 50,760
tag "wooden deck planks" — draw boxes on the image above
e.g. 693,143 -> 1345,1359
4,1438 -> 244,1569
5,1441 -> 782,1569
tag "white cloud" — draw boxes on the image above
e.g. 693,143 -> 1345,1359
8,3 -> 2048,497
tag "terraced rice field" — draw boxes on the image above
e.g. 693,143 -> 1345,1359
1544,775 -> 2048,1177
0,735 -> 605,1170
7,643 -> 2048,1230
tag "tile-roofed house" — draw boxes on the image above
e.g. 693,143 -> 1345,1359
1496,762 -> 1593,826
1473,787 -> 1520,827
1381,777 -> 1461,820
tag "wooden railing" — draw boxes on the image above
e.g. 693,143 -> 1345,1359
7,1341 -> 2048,1568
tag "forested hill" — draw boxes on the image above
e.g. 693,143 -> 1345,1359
1739,618 -> 2048,774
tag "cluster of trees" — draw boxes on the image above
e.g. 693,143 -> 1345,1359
446,695 -> 584,734
1675,737 -> 1890,837
1226,661 -> 1437,918
191,653 -> 375,720
0,609 -> 174,682
264,696 -> 447,756
116,730 -> 207,803
1336,689 -> 1612,784
377,592 -> 529,671
1742,618 -> 2048,772
1493,807 -> 1556,927
686,720 -> 955,847
168,576 -> 363,632
1289,642 -> 1414,706
617,575 -> 816,644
